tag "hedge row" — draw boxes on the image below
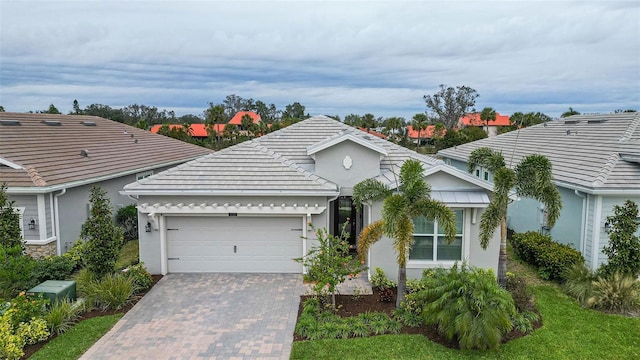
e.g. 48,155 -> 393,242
510,231 -> 584,282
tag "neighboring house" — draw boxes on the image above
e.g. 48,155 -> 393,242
0,112 -> 211,257
122,116 -> 500,279
407,125 -> 442,145
439,113 -> 640,271
459,112 -> 511,137
357,127 -> 387,140
228,111 -> 261,126
150,123 -> 225,139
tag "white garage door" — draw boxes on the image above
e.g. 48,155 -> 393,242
166,216 -> 303,273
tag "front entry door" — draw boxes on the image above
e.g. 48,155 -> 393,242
332,196 -> 362,251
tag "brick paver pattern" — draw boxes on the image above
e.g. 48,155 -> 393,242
80,273 -> 305,360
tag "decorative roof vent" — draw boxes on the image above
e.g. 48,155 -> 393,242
81,121 -> 96,126
80,149 -> 89,157
564,120 -> 579,125
0,120 -> 21,126
587,119 -> 606,124
42,120 -> 61,126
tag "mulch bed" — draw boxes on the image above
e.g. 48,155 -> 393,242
22,275 -> 163,359
294,288 -> 542,349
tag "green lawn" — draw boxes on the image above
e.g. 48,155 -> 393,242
29,314 -> 123,360
291,286 -> 640,360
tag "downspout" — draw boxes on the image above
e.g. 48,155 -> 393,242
53,188 -> 67,255
574,190 -> 587,255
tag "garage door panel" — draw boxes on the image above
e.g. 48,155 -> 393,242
166,216 -> 303,273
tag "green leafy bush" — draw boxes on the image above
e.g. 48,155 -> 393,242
0,316 -> 24,360
0,293 -> 50,359
0,184 -> 23,250
2,292 -> 49,329
44,298 -> 82,335
17,318 -> 49,345
33,256 -> 75,284
81,186 -> 124,279
587,273 -> 639,313
511,310 -> 540,333
73,268 -> 97,300
563,264 -> 597,305
511,231 -> 584,281
417,263 -> 516,350
124,263 -> 153,291
369,267 -> 396,289
88,273 -> 137,311
600,200 -> 640,278
0,247 -> 37,300
506,272 -> 534,312
62,240 -> 87,270
116,204 -> 138,241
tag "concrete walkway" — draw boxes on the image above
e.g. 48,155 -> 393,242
81,273 -> 305,360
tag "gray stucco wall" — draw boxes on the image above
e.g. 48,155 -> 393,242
313,140 -> 381,195
595,195 -> 640,269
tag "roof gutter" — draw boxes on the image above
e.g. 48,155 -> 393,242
119,189 -> 340,197
5,157 -> 207,194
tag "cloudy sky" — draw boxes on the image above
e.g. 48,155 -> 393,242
1,0 -> 638,120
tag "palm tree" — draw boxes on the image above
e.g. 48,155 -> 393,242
353,159 -> 457,307
411,113 -> 429,148
479,107 -> 496,133
468,147 -> 562,287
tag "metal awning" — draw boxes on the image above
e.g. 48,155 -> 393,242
430,191 -> 490,207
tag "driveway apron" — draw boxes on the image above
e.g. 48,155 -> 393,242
80,273 -> 304,360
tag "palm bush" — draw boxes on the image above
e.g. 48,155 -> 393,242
44,299 -> 82,335
587,273 -> 639,313
88,273 -> 137,311
563,263 -> 597,305
418,263 -> 516,350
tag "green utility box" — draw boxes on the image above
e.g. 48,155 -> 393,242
27,280 -> 76,304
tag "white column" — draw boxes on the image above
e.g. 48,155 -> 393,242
37,194 -> 47,240
159,215 -> 167,275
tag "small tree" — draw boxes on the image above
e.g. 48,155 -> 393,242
0,184 -> 23,250
81,186 -> 124,278
600,200 -> 640,278
295,226 -> 367,311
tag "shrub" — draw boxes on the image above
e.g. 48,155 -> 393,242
563,264 -> 597,305
81,186 -> 124,279
294,226 -> 366,310
3,292 -> 49,330
378,287 -> 394,303
74,268 -> 97,299
33,256 -> 75,284
124,263 -> 153,291
418,263 -> 516,350
511,231 -> 584,281
0,248 -> 37,300
0,315 -> 24,360
511,310 -> 540,333
116,204 -> 139,241
587,273 -> 639,313
16,318 -> 49,345
369,267 -> 395,289
506,272 -> 534,312
0,184 -> 23,250
600,200 -> 640,278
44,298 -> 82,335
89,273 -> 137,311
62,240 -> 87,270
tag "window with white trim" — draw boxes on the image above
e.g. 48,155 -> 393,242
136,171 -> 153,181
410,209 -> 463,261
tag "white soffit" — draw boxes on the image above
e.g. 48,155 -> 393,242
306,133 -> 388,156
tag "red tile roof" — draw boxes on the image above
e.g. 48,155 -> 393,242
357,127 -> 387,139
459,112 -> 511,127
228,111 -> 261,125
150,123 -> 225,137
407,125 -> 444,139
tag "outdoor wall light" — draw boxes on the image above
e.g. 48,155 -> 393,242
145,222 -> 152,232
28,218 -> 36,230
604,221 -> 612,234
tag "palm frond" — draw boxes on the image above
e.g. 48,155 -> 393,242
357,220 -> 384,262
514,154 -> 563,227
479,202 -> 503,249
398,159 -> 429,202
352,178 -> 392,210
468,147 -> 506,174
382,194 -> 409,238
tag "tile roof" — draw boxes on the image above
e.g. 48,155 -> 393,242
228,111 -> 261,125
0,113 -> 211,190
459,112 -> 511,127
124,116 -> 440,195
407,125 -> 443,139
439,113 -> 640,192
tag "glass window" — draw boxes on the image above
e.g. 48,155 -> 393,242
410,210 -> 463,261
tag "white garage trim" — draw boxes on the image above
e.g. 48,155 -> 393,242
138,202 -> 326,215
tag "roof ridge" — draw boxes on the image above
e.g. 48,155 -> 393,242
249,141 -> 338,190
592,153 -> 620,187
619,113 -> 640,142
25,166 -> 47,187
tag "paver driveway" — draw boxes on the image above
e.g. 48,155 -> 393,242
81,273 -> 305,360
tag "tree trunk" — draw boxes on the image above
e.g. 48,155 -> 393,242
396,264 -> 407,308
498,216 -> 508,288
